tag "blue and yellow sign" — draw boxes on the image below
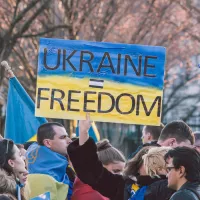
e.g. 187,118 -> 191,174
35,38 -> 166,125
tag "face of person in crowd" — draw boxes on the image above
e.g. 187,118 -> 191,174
8,145 -> 26,174
44,126 -> 72,156
166,157 -> 186,191
158,138 -> 191,147
15,170 -> 28,185
141,127 -> 151,144
103,161 -> 125,175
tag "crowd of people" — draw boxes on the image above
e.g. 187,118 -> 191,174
0,114 -> 200,200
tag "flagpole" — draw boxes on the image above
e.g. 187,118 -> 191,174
1,61 -> 15,78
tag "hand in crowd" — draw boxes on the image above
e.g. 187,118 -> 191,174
79,113 -> 92,146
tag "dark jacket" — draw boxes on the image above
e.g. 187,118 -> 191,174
68,138 -> 125,200
145,178 -> 175,200
170,181 -> 200,200
131,175 -> 174,200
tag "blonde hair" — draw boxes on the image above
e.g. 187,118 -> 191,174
143,147 -> 172,178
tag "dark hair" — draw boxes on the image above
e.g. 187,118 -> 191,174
164,146 -> 200,182
96,139 -> 126,165
144,123 -> 164,140
124,146 -> 152,177
37,122 -> 65,145
23,141 -> 35,150
158,120 -> 194,145
0,140 -> 16,174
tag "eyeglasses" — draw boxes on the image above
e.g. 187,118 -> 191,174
166,167 -> 175,173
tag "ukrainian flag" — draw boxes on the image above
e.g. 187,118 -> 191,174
4,77 -> 47,143
27,143 -> 73,200
30,192 -> 50,200
76,121 -> 100,142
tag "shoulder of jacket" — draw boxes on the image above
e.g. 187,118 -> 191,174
171,189 -> 199,200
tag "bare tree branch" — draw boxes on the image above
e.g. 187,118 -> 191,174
13,0 -> 52,39
13,0 -> 21,21
8,0 -> 41,35
19,25 -> 70,38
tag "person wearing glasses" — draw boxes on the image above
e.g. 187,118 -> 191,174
0,139 -> 28,200
165,147 -> 200,200
125,147 -> 175,200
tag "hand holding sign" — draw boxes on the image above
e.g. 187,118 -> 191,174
79,113 -> 92,145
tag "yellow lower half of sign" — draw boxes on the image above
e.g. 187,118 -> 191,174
35,76 -> 163,125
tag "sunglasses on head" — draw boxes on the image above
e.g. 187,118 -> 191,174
1,139 -> 14,154
0,139 -> 14,167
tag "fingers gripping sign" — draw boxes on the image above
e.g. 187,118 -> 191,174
79,113 -> 92,145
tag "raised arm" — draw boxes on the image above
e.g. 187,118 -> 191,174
79,113 -> 91,145
67,114 -> 125,200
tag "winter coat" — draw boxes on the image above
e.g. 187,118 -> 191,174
129,175 -> 174,200
170,181 -> 200,200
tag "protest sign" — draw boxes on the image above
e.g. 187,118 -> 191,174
35,38 -> 166,125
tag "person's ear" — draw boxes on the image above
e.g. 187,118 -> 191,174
179,166 -> 186,178
169,138 -> 177,147
43,139 -> 52,148
8,159 -> 14,168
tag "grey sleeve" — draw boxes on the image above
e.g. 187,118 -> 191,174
170,190 -> 199,200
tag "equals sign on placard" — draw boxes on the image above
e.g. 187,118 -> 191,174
89,79 -> 104,89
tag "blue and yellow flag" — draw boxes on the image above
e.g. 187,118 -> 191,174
4,77 -> 47,143
27,143 -> 72,200
76,121 -> 100,142
30,192 -> 50,200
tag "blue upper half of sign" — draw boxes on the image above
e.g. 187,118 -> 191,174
38,38 -> 166,90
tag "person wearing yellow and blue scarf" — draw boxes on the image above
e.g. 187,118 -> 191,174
26,142 -> 73,200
